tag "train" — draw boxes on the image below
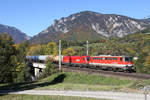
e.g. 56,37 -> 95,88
26,55 -> 135,72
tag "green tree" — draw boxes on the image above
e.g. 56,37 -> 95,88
39,58 -> 54,78
143,53 -> 150,74
135,51 -> 148,73
13,41 -> 31,82
61,40 -> 69,50
0,33 -> 16,83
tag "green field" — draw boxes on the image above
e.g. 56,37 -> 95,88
0,94 -> 109,100
0,72 -> 150,92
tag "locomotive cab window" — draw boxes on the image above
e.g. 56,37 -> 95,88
87,57 -> 90,61
120,58 -> 122,61
125,57 -> 132,62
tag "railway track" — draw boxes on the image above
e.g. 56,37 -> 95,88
54,64 -> 150,80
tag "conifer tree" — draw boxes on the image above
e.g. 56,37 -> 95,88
0,33 -> 16,83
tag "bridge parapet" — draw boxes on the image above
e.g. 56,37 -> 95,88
29,62 -> 46,77
33,63 -> 46,69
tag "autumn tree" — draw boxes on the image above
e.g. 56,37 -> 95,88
44,42 -> 57,55
62,48 -> 75,56
27,44 -> 43,55
27,42 -> 58,56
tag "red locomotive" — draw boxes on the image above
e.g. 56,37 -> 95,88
62,56 -> 90,67
62,55 -> 134,72
90,55 -> 134,72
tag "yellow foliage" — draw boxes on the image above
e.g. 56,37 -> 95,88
45,42 -> 57,55
15,62 -> 24,72
126,47 -> 136,56
142,46 -> 150,54
62,48 -> 75,56
13,44 -> 19,48
27,42 -> 58,55
27,45 -> 41,55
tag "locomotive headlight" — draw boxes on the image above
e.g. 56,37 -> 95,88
127,64 -> 133,67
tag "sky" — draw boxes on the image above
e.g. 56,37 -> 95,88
0,0 -> 150,36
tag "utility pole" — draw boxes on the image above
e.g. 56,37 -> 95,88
86,40 -> 88,56
59,40 -> 61,70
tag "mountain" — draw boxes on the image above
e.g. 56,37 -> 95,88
30,11 -> 150,44
0,24 -> 30,43
141,18 -> 150,24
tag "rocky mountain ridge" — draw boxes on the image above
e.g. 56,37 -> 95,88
30,11 -> 150,43
0,24 -> 30,43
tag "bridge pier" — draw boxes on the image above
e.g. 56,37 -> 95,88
28,62 -> 46,77
34,68 -> 43,77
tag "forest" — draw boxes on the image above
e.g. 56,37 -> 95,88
26,33 -> 150,74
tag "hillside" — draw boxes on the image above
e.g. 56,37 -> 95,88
31,26 -> 106,44
64,32 -> 150,57
117,33 -> 150,43
1,72 -> 150,93
0,24 -> 30,43
30,11 -> 150,44
0,72 -> 136,91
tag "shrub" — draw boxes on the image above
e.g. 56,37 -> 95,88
39,58 -> 55,79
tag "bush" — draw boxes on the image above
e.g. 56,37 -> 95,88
39,58 -> 55,79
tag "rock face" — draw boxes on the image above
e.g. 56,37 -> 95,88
30,11 -> 150,44
0,24 -> 30,43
